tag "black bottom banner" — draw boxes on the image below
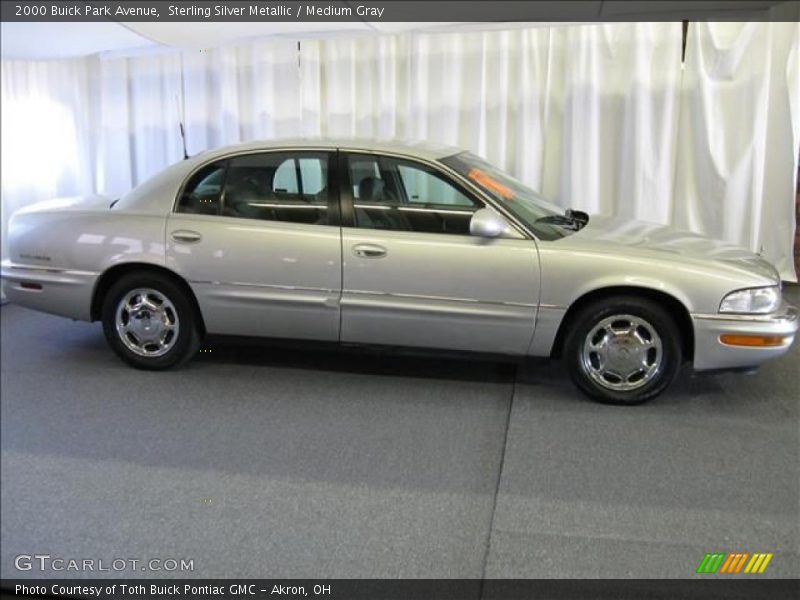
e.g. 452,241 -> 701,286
2,579 -> 800,600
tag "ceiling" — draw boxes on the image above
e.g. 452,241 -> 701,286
0,21 -> 471,59
1,22 -> 155,59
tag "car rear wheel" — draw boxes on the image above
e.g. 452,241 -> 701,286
101,272 -> 199,369
563,296 -> 682,404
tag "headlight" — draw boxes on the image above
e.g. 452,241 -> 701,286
719,286 -> 780,314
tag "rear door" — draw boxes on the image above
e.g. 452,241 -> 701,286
338,152 -> 540,355
166,150 -> 342,341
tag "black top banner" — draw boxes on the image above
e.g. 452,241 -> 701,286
1,0 -> 798,22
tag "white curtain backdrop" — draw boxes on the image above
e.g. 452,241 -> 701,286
547,24 -> 682,223
181,40 -> 303,154
2,22 -> 799,281
298,34 -> 411,139
673,21 -> 800,280
96,52 -> 184,193
1,58 -> 95,230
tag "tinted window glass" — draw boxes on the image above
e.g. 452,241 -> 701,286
397,164 -> 474,207
348,154 -> 481,235
349,157 -> 381,199
299,158 -> 325,194
273,159 -> 299,194
223,152 -> 330,225
177,163 -> 225,215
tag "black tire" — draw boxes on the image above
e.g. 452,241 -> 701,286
563,296 -> 682,405
101,272 -> 200,370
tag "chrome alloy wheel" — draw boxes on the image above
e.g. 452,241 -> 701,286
581,314 -> 663,391
115,288 -> 180,358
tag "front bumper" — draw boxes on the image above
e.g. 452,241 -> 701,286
691,301 -> 798,370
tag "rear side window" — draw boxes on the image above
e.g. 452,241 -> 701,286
177,152 -> 332,226
177,163 -> 225,215
223,152 -> 331,225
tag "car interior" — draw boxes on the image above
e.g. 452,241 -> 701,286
178,155 -> 330,225
349,155 -> 478,235
177,152 -> 480,235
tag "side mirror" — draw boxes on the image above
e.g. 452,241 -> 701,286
470,207 -> 515,238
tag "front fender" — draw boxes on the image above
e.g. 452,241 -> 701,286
528,244 -> 772,357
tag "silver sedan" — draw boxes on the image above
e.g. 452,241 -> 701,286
2,139 -> 797,404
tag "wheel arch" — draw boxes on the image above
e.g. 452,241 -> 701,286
90,263 -> 206,336
549,286 -> 694,362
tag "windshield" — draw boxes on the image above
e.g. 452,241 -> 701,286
440,152 -> 581,240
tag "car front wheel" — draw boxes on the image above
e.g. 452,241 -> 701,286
101,272 -> 199,369
564,296 -> 682,404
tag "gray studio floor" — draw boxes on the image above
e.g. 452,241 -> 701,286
1,288 -> 798,579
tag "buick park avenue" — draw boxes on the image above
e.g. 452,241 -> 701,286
2,139 -> 797,404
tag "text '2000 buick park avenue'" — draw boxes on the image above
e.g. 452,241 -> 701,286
2,139 -> 797,404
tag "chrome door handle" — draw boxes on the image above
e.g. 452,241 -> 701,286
171,230 -> 202,243
352,243 -> 387,258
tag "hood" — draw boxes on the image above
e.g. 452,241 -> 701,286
572,214 -> 780,283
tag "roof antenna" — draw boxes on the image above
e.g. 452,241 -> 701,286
176,95 -> 188,160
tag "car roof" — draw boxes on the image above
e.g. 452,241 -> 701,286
195,137 -> 464,162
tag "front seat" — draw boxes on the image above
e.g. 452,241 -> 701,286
356,177 -> 410,230
358,177 -> 390,203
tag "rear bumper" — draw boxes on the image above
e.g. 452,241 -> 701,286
1,260 -> 95,321
691,302 -> 798,370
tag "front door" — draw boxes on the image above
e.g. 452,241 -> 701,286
166,150 -> 342,341
339,152 -> 540,355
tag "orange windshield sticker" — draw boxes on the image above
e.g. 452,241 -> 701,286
467,169 -> 514,200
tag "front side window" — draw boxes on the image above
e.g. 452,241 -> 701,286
349,157 -> 381,199
397,164 -> 474,207
347,154 -> 481,235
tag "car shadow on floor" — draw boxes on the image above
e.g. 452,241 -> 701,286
54,322 -> 729,401
192,334 -> 520,384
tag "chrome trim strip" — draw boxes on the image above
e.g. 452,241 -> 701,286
353,204 -> 475,215
190,280 -> 337,294
397,207 -> 474,215
353,204 -> 391,210
248,203 -> 327,209
2,264 -> 96,277
692,306 -> 798,324
189,280 -> 537,309
344,288 -> 536,309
